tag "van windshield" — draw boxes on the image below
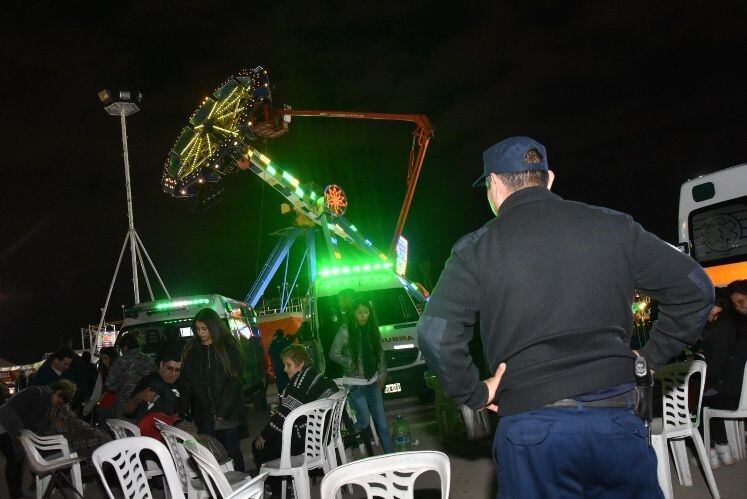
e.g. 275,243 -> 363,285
318,287 -> 419,327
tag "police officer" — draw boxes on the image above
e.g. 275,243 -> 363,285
417,136 -> 713,497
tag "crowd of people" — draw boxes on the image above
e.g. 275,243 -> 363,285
1,181 -> 745,499
0,291 -> 392,499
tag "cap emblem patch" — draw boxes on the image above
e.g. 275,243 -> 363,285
523,148 -> 543,164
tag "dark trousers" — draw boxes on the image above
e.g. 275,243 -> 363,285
0,432 -> 24,498
214,427 -> 246,472
702,392 -> 740,445
494,406 -> 663,498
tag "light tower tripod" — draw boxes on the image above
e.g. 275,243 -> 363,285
97,91 -> 170,333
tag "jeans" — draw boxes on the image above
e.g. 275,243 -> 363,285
348,382 -> 394,453
494,406 -> 663,498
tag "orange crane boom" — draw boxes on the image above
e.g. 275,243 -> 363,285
268,108 -> 434,255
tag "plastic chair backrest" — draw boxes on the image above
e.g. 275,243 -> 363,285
91,436 -> 186,499
326,389 -> 349,448
280,397 -> 335,469
183,439 -> 268,498
320,450 -> 451,499
107,418 -> 141,439
738,360 -> 747,411
656,360 -> 706,432
154,419 -> 199,493
18,433 -> 59,474
19,430 -> 71,458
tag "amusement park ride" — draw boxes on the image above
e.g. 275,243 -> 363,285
161,66 -> 434,310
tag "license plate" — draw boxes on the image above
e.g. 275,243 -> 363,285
384,382 -> 402,394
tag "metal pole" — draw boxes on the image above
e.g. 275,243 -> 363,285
134,241 -> 154,301
134,231 -> 171,298
120,109 -> 139,304
97,232 -> 131,332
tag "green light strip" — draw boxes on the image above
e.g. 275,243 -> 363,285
154,298 -> 210,311
282,171 -> 300,187
317,261 -> 393,277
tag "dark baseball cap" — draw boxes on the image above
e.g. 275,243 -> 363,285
473,136 -> 548,187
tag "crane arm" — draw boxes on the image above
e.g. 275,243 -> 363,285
271,108 -> 434,254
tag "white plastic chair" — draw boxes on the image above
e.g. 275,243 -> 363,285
107,418 -> 165,480
651,360 -> 719,499
320,450 -> 451,499
106,417 -> 141,438
324,389 -> 353,497
324,390 -> 349,468
18,430 -> 84,499
183,439 -> 268,499
155,419 -> 245,499
333,378 -> 380,454
703,360 -> 747,461
259,398 -> 336,499
91,436 -> 186,499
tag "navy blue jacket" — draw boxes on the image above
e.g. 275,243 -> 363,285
418,187 -> 713,415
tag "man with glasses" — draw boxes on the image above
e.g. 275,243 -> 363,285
123,345 -> 183,423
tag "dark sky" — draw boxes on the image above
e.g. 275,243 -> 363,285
1,1 -> 745,363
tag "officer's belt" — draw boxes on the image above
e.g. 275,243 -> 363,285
547,391 -> 636,409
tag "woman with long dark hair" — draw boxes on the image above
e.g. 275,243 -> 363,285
330,297 -> 394,453
181,308 -> 246,471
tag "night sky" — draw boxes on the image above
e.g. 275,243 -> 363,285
1,2 -> 745,364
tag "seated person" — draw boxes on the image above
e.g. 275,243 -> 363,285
700,280 -> 747,468
0,380 -> 77,499
123,345 -> 183,426
252,345 -> 337,472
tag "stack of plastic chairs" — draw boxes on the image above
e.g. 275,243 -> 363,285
19,430 -> 85,499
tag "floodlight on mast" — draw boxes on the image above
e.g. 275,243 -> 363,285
96,89 -> 170,333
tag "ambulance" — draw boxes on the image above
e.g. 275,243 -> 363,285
308,262 -> 431,400
121,294 -> 268,408
678,163 -> 747,286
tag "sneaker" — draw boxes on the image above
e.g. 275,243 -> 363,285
716,443 -> 734,466
709,448 -> 720,469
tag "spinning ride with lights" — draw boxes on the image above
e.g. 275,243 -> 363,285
162,67 -> 433,311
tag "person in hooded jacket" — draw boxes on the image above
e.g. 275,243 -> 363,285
180,308 -> 246,471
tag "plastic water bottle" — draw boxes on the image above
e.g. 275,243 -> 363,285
392,414 -> 411,452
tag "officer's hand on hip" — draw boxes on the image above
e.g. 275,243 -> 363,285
483,363 -> 507,413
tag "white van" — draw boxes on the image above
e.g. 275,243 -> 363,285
121,294 -> 268,408
678,163 -> 747,286
308,264 -> 430,400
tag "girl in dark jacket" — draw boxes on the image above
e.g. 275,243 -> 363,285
181,308 -> 246,471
